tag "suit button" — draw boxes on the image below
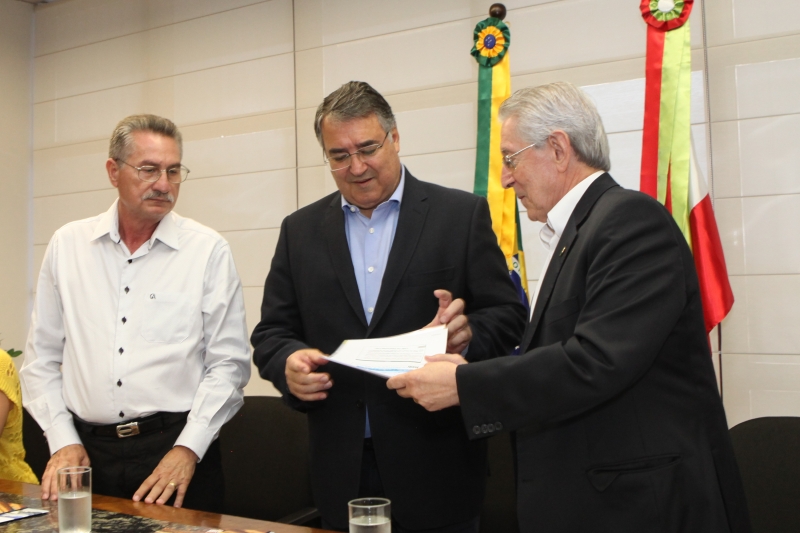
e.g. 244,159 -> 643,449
472,425 -> 481,435
481,424 -> 488,433
495,422 -> 503,431
356,400 -> 364,408
488,423 -> 495,432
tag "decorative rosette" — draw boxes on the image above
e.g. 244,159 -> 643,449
641,0 -> 693,30
471,17 -> 510,68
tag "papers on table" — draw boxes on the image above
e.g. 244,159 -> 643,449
0,501 -> 48,524
324,325 -> 447,378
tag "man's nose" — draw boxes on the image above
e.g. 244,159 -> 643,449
349,155 -> 368,176
152,170 -> 172,191
500,167 -> 514,189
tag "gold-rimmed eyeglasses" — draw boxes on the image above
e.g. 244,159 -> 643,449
117,159 -> 190,184
502,143 -> 537,171
323,131 -> 391,172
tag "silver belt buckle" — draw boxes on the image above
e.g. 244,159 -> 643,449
116,421 -> 140,438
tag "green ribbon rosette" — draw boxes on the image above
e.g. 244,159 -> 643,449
471,17 -> 510,68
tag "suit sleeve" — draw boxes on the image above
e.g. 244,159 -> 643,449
462,197 -> 527,362
250,218 -> 314,411
458,195 -> 688,435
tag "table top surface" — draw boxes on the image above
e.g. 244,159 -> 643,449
0,479 -> 331,533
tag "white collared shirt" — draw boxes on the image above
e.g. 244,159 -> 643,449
21,200 -> 251,460
529,171 -> 605,318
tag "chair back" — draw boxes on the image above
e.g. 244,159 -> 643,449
22,409 -> 49,480
730,416 -> 800,533
219,396 -> 315,522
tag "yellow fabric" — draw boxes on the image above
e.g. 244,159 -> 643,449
0,350 -> 39,484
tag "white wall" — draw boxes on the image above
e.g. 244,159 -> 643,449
0,0 -> 33,357
4,0 -> 800,421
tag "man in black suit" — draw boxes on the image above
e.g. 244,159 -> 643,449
389,82 -> 752,533
251,81 -> 526,532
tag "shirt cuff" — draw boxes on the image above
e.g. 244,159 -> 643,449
173,420 -> 214,462
44,419 -> 83,456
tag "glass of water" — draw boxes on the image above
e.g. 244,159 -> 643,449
348,497 -> 391,533
57,466 -> 92,533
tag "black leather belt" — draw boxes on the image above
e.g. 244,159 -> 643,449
73,411 -> 188,439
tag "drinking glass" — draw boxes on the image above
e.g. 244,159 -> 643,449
348,497 -> 391,533
57,466 -> 92,533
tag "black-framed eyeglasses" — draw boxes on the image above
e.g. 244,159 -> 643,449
117,159 -> 190,184
323,131 -> 391,172
502,143 -> 537,171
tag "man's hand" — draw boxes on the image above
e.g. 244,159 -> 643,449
387,355 -> 465,411
133,446 -> 198,508
41,444 -> 91,500
285,349 -> 332,401
427,290 -> 473,354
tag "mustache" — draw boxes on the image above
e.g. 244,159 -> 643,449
142,190 -> 175,202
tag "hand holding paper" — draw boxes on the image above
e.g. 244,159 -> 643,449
428,290 -> 472,353
386,353 -> 466,411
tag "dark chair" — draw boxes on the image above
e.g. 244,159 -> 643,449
480,431 -> 519,533
22,409 -> 49,480
729,416 -> 800,533
218,395 -> 318,526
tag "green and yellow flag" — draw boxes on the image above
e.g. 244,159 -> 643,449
471,16 -> 529,310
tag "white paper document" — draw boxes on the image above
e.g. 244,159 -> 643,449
324,325 -> 447,378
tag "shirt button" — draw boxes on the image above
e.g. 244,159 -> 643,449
121,317 -> 127,324
118,347 -> 124,354
473,425 -> 481,435
119,411 -> 124,418
127,259 -> 132,264
117,379 -> 122,387
124,287 -> 130,293
367,307 -> 374,313
350,206 -> 356,213
369,228 -> 375,234
368,266 -> 374,273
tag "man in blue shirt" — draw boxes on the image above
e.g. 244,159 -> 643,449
251,81 -> 526,533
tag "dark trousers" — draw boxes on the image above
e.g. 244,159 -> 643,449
79,415 -> 224,513
321,439 -> 481,533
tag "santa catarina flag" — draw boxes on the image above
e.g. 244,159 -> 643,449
471,16 -> 529,311
640,0 -> 734,333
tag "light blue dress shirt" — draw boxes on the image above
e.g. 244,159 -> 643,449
342,167 -> 406,438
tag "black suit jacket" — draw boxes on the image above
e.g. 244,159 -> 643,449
458,174 -> 751,533
251,172 -> 526,530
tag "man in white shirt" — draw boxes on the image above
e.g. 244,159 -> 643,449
388,82 -> 751,533
21,115 -> 251,513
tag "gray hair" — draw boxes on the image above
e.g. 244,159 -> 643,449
314,81 -> 396,147
108,114 -> 183,161
498,82 -> 610,172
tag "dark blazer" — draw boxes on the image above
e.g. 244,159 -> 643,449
251,172 -> 526,530
458,174 -> 752,533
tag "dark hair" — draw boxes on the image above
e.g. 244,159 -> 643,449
313,81 -> 396,147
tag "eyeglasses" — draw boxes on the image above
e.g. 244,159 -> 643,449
502,143 -> 537,170
117,159 -> 190,184
323,131 -> 391,172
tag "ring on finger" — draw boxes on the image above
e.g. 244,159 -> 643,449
168,481 -> 176,488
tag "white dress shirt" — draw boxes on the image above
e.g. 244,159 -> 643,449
21,200 -> 251,460
530,171 -> 605,318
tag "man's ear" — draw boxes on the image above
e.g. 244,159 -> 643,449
550,130 -> 572,172
106,158 -> 120,188
390,127 -> 400,154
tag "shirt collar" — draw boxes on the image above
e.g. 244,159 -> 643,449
539,170 -> 605,251
89,198 -> 180,251
341,165 -> 406,213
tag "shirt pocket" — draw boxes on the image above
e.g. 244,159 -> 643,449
140,292 -> 194,344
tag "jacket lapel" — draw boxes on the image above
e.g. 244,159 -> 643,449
324,194 -> 368,327
520,173 -> 618,351
367,173 -> 428,336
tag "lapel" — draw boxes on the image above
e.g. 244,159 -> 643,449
324,193 -> 368,327
520,173 -> 618,351
367,173 -> 429,336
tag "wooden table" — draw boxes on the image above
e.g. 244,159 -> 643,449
0,479 -> 332,532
